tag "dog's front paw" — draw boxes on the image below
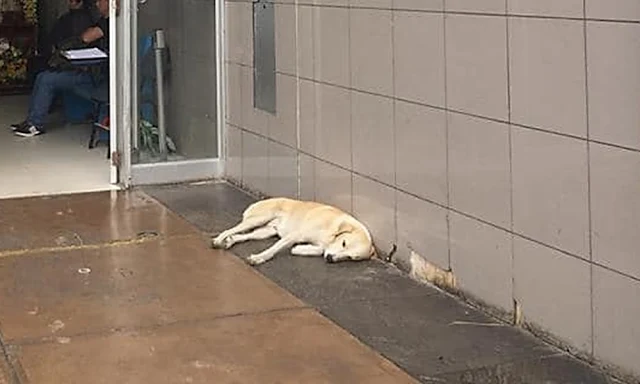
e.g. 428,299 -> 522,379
211,234 -> 234,249
245,254 -> 266,266
211,235 -> 225,249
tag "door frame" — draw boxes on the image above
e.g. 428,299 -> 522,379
108,0 -> 119,185
110,0 -> 227,188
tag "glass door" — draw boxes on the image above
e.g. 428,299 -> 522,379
118,0 -> 224,186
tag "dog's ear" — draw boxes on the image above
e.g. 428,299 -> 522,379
333,221 -> 354,238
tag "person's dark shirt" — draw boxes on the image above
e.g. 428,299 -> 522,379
93,17 -> 109,53
91,17 -> 110,83
48,8 -> 94,53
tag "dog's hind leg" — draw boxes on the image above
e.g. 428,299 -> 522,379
291,244 -> 324,257
211,215 -> 273,249
246,234 -> 299,266
223,225 -> 278,248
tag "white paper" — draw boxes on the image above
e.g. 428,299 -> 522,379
61,47 -> 108,60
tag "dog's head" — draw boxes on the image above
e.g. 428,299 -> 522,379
323,221 -> 375,263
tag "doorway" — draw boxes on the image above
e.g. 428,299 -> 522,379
0,0 -> 225,198
0,0 -> 115,199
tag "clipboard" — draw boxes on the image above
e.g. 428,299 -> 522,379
61,47 -> 108,66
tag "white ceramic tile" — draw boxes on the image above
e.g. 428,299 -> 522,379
593,266 -> 640,378
509,17 -> 587,137
394,0 -> 443,10
445,14 -> 509,120
394,11 -> 445,107
448,113 -> 511,228
587,21 -> 640,150
508,0 -> 583,18
313,6 -> 351,87
447,0 -> 506,13
512,128 -> 589,258
590,143 -> 640,279
586,0 -> 640,21
350,8 -> 394,96
450,212 -> 513,311
514,236 -> 592,352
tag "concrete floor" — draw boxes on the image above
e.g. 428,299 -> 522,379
0,182 -> 630,383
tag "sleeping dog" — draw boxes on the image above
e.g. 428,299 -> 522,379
212,197 -> 375,266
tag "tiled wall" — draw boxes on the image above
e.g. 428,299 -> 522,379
223,0 -> 640,378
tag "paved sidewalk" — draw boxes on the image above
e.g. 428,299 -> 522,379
143,181 -> 631,384
0,190 -> 415,383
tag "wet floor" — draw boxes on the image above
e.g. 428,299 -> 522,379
0,190 -> 416,383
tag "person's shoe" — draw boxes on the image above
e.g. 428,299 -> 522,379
9,121 -> 28,131
14,124 -> 43,137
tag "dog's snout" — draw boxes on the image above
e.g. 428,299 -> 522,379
325,254 -> 335,263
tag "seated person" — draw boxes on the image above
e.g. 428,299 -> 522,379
11,0 -> 115,137
45,0 -> 95,59
30,0 -> 95,79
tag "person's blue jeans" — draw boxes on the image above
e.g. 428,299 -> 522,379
27,70 -> 96,127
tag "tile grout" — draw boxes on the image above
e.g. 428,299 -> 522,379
390,2 -> 399,255
582,0 -> 596,358
348,0 -> 354,214
504,0 -> 517,323
294,0 -> 302,200
442,0 -> 452,271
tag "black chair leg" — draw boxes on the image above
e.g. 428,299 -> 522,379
88,125 -> 97,149
88,99 -> 102,149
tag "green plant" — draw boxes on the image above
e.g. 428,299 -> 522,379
138,119 -> 177,155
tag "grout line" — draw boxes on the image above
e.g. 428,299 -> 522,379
294,0 -> 302,199
348,2 -> 355,214
442,0 -> 452,270
504,0 -> 517,322
310,2 -> 318,201
582,0 -> 596,358
391,4 -> 399,250
239,123 -> 244,184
